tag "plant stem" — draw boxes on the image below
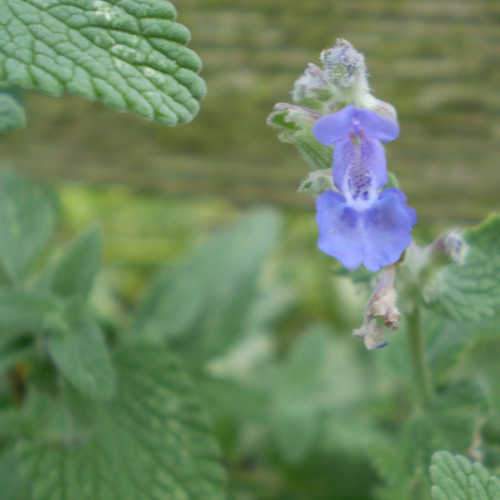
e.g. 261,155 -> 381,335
407,306 -> 433,408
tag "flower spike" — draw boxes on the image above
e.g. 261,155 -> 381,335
313,106 -> 415,272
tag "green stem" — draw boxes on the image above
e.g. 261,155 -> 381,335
407,306 -> 433,408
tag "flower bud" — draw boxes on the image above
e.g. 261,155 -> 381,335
267,103 -> 332,170
321,39 -> 366,87
431,230 -> 468,265
291,63 -> 330,104
267,102 -> 320,135
320,39 -> 370,103
297,169 -> 334,195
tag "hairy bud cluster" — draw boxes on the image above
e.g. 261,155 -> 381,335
320,39 -> 368,91
291,39 -> 372,108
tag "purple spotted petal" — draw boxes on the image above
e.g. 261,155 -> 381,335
312,106 -> 356,145
333,136 -> 387,194
352,108 -> 399,142
316,188 -> 416,272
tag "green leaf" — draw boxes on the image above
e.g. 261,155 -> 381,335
425,314 -> 471,382
254,327 -> 366,463
459,333 -> 500,412
373,381 -> 486,500
430,451 -> 500,500
0,88 -> 26,134
0,289 -> 61,342
0,451 -> 29,500
271,408 -> 320,464
0,0 -> 205,125
268,107 -> 331,171
424,214 -> 500,322
376,310 -> 492,388
15,345 -> 226,499
48,304 -> 115,400
0,171 -> 58,281
37,227 -> 102,299
134,209 -> 281,361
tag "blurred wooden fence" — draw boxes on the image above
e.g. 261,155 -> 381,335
3,0 -> 500,222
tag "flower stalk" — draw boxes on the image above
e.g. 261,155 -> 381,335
406,305 -> 433,408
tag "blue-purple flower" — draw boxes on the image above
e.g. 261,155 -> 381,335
313,105 -> 416,272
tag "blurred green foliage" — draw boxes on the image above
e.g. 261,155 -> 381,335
50,183 -> 500,500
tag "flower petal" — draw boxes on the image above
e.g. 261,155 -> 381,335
353,108 -> 399,142
312,105 -> 356,145
315,189 -> 416,272
333,136 -> 387,194
360,188 -> 417,271
316,190 -> 364,270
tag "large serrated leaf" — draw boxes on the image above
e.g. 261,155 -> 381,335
134,209 -> 281,362
15,345 -> 226,500
37,226 -> 102,299
0,0 -> 205,125
430,451 -> 500,500
0,171 -> 58,281
424,214 -> 500,322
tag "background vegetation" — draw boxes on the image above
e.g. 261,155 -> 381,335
4,0 -> 500,221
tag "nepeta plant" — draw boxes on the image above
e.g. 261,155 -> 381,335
0,0 -> 499,495
269,39 -> 500,498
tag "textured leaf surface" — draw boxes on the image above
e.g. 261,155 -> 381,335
424,215 -> 500,322
430,451 -> 500,500
134,209 -> 281,361
16,345 -> 226,500
0,171 -> 57,280
37,227 -> 101,299
48,307 -> 115,400
0,0 -> 205,125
